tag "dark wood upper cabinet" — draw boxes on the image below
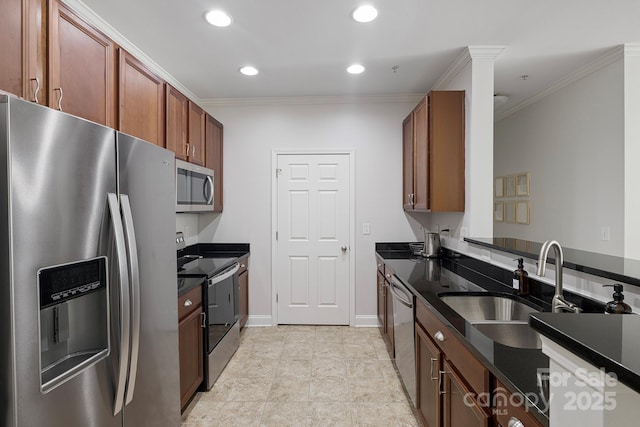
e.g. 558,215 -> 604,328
166,85 -> 188,161
118,48 -> 165,147
205,113 -> 223,212
403,91 -> 465,212
0,0 -> 47,104
49,0 -> 115,127
402,112 -> 414,210
187,101 -> 205,166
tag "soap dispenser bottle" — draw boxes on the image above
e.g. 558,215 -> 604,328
603,284 -> 633,314
512,258 -> 529,296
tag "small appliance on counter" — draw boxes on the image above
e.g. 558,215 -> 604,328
422,228 -> 446,258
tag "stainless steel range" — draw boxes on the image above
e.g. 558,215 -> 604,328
177,237 -> 240,390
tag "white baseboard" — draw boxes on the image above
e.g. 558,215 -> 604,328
354,315 -> 380,327
245,314 -> 380,327
245,315 -> 273,327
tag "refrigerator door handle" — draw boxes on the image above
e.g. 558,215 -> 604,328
120,194 -> 141,405
107,193 -> 131,416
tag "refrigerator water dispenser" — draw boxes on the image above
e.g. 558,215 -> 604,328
37,257 -> 110,393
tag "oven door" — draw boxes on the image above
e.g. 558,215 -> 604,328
206,263 -> 239,352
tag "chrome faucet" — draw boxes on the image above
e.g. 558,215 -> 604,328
537,240 -> 582,313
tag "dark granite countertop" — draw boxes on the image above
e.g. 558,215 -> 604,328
377,244 -> 550,426
176,243 -> 250,296
530,313 -> 640,394
177,276 -> 206,297
465,237 -> 640,288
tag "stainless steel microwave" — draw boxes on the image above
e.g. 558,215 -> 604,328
176,159 -> 214,212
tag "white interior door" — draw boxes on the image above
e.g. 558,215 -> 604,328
276,153 -> 350,325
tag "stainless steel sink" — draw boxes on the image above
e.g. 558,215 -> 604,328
439,293 -> 542,349
439,294 -> 538,322
472,322 -> 542,349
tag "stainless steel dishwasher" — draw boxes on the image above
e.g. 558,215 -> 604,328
389,275 -> 416,406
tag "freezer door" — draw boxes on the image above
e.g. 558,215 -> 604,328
117,132 -> 180,426
1,96 -> 121,426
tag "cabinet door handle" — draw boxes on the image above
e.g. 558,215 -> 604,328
192,145 -> 196,156
434,331 -> 445,342
30,77 -> 40,103
184,299 -> 193,307
200,312 -> 206,328
53,87 -> 63,111
508,418 -> 524,427
430,358 -> 438,381
439,369 -> 447,395
184,143 -> 189,156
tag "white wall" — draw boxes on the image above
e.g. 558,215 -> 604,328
494,60 -> 624,256
196,100 -> 422,324
624,46 -> 640,260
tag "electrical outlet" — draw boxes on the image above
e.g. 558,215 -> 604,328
601,226 -> 610,241
362,223 -> 370,235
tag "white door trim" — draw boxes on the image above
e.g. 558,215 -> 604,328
271,149 -> 355,326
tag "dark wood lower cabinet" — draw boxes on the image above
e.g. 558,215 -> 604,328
442,360 -> 489,427
416,322 -> 442,427
178,286 -> 203,410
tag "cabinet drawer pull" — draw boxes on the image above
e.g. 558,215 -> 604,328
434,331 -> 445,342
508,418 -> 524,427
385,273 -> 391,279
53,87 -> 63,111
30,77 -> 40,103
183,299 -> 193,307
377,263 -> 381,268
430,357 -> 438,381
240,264 -> 246,268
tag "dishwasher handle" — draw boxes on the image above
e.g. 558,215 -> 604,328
389,278 -> 413,308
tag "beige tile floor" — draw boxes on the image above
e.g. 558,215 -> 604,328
181,325 -> 421,427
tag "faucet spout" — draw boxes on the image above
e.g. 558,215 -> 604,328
537,240 -> 581,313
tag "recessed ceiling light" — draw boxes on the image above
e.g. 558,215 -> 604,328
352,5 -> 378,23
204,10 -> 232,27
239,66 -> 259,76
347,64 -> 365,74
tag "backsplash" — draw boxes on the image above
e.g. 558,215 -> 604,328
176,214 -> 198,246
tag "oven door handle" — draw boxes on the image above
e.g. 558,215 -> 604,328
208,263 -> 240,285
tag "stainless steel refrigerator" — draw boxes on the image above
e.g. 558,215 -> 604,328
0,95 -> 180,426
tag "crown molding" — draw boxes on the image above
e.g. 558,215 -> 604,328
496,45 -> 625,121
61,0 -> 201,103
431,48 -> 471,91
200,93 -> 424,108
624,43 -> 640,57
432,46 -> 505,91
468,46 -> 506,60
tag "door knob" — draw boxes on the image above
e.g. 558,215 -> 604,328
341,246 -> 347,252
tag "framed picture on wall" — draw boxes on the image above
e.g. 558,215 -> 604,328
494,202 -> 504,222
516,173 -> 530,196
505,176 -> 516,197
505,201 -> 516,223
494,177 -> 504,198
516,201 -> 530,224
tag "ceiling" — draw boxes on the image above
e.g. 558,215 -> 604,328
79,0 -> 640,113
